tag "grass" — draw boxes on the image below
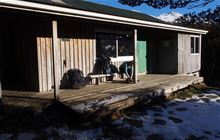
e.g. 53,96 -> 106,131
167,83 -> 208,100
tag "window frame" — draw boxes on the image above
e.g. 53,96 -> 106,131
190,35 -> 200,55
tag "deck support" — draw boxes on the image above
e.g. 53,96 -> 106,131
134,29 -> 138,83
52,20 -> 60,100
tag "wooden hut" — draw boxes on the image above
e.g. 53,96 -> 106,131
0,0 -> 207,99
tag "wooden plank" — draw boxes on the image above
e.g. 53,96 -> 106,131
40,37 -> 47,91
70,39 -> 74,69
85,39 -> 90,75
37,37 -> 43,92
46,38 -> 52,90
65,40 -> 70,71
89,39 -> 93,73
78,39 -> 82,71
134,29 -> 138,83
93,38 -> 96,72
57,39 -> 61,84
52,20 -> 59,100
50,38 -> 54,87
73,38 -> 78,69
81,38 -> 86,75
60,39 -> 65,76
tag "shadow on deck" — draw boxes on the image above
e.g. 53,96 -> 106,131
2,74 -> 203,118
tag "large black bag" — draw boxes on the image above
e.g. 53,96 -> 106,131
67,69 -> 87,89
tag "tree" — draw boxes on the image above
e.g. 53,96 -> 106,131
119,0 -> 215,9
175,6 -> 220,25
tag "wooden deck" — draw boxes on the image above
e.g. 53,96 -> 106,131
2,74 -> 203,116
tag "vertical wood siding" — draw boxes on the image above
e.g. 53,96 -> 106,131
37,37 -> 53,91
178,34 -> 201,74
37,22 -> 96,91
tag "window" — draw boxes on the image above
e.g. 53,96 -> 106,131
191,36 -> 200,54
118,34 -> 133,56
96,33 -> 133,58
98,33 -> 117,57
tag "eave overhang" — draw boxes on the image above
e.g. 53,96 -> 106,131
0,0 -> 208,34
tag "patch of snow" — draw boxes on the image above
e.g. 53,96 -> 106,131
17,133 -> 36,140
207,89 -> 220,95
157,12 -> 182,23
98,94 -> 128,105
0,133 -> 12,140
71,94 -> 128,113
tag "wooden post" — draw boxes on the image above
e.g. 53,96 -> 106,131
134,29 -> 138,83
52,20 -> 59,100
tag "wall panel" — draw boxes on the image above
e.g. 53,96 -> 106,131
178,33 -> 201,74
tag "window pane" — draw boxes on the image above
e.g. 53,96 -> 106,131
191,37 -> 195,54
97,34 -> 116,57
195,37 -> 199,53
118,34 -> 133,56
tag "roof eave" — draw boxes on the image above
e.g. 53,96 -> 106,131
0,0 -> 208,34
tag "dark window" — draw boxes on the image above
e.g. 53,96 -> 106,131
97,33 -> 116,57
191,37 -> 195,53
191,36 -> 200,54
118,34 -> 133,56
195,37 -> 200,53
97,33 -> 133,58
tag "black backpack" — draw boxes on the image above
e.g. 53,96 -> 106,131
67,69 -> 87,89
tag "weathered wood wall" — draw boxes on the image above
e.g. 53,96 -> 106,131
37,20 -> 135,91
37,37 -> 53,91
178,33 -> 201,74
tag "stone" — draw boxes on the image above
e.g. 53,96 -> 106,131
147,134 -> 164,140
152,119 -> 166,125
168,116 -> 183,123
175,108 -> 187,111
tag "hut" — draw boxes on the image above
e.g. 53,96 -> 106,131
0,0 -> 207,100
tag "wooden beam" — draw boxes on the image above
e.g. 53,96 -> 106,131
52,20 -> 60,100
134,29 -> 138,83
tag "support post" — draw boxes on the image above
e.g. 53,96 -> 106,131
134,29 -> 138,83
52,20 -> 59,100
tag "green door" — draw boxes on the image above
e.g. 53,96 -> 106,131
137,41 -> 147,73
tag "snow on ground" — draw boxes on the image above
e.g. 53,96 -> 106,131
208,89 -> 220,95
1,91 -> 220,140
71,94 -> 128,113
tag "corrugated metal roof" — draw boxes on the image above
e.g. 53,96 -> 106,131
24,0 -> 167,24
